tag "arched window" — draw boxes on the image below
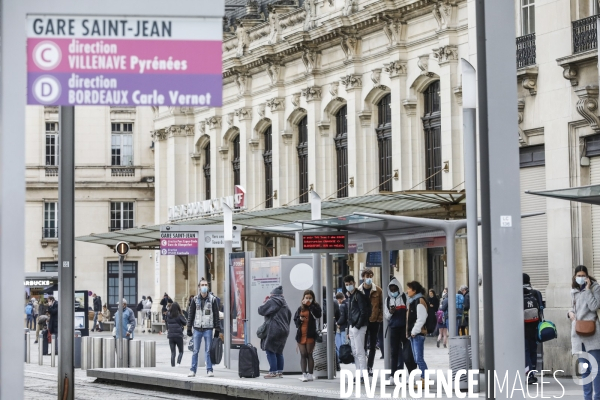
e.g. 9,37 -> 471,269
423,81 -> 441,191
263,126 -> 273,208
335,105 -> 348,198
232,135 -> 241,190
203,142 -> 211,200
376,93 -> 392,192
297,116 -> 309,204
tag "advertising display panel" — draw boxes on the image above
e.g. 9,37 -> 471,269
230,252 -> 246,348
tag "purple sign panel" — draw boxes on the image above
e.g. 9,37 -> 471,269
26,16 -> 222,106
160,232 -> 198,256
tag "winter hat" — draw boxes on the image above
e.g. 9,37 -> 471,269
270,286 -> 283,295
523,273 -> 531,285
142,296 -> 146,300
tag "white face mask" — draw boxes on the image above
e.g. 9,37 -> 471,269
576,276 -> 587,286
365,278 -> 373,285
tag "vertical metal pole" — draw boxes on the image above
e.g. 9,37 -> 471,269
39,333 -> 44,365
197,228 -> 205,285
310,191 -> 322,307
51,334 -> 56,367
223,204 -> 233,369
26,331 -> 31,363
58,106 -> 75,400
325,254 -> 335,379
476,1 -> 524,397
0,3 -> 26,399
117,255 -> 124,367
446,226 -> 457,338
381,250 -> 390,371
462,59 -> 480,382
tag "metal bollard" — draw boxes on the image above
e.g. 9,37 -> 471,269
102,337 -> 115,368
25,331 -> 31,363
38,333 -> 43,365
81,337 -> 92,370
119,338 -> 129,368
50,334 -> 56,367
129,340 -> 141,368
74,330 -> 82,369
92,337 -> 103,369
24,328 -> 29,362
143,341 -> 156,367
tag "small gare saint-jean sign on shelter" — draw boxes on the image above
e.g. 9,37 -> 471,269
26,15 -> 222,106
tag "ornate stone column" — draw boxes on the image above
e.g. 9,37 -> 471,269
266,97 -> 285,207
301,86 -> 322,195
384,61 -> 408,190
340,74 -> 363,197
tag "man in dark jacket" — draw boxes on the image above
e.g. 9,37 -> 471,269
344,275 -> 370,381
335,292 -> 347,359
160,293 -> 173,322
258,286 -> 292,378
92,293 -> 102,332
187,280 -> 220,377
47,296 -> 59,352
357,269 -> 383,376
523,273 -> 543,385
383,277 -> 408,378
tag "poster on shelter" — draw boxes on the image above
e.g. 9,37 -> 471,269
230,252 -> 246,348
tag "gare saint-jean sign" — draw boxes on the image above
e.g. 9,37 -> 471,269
27,15 -> 222,107
168,185 -> 246,222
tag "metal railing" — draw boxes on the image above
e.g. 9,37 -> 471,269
573,15 -> 597,53
42,227 -> 58,239
45,167 -> 58,177
111,167 -> 135,177
516,33 -> 536,68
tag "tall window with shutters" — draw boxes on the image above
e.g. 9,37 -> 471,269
203,143 -> 211,200
263,126 -> 273,208
297,116 -> 309,203
521,0 -> 535,35
45,122 -> 59,166
111,123 -> 133,166
335,105 -> 348,198
232,135 -> 241,191
376,94 -> 392,192
423,81 -> 442,191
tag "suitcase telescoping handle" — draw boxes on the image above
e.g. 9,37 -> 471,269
243,319 -> 249,346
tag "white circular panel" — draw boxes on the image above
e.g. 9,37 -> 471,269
289,263 -> 313,290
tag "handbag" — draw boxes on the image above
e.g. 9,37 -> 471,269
339,328 -> 354,364
256,320 -> 269,339
574,297 -> 597,337
311,311 -> 323,343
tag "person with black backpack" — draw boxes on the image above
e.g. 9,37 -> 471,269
523,273 -> 543,385
383,277 -> 408,380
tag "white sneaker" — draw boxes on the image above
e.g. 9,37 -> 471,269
187,372 -> 195,377
299,373 -> 308,382
176,363 -> 181,368
306,373 -> 314,381
207,371 -> 214,377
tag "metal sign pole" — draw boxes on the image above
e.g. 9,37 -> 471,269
58,106 -> 75,400
310,191 -> 322,307
117,254 -> 124,367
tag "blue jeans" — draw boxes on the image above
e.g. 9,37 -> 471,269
335,332 -> 345,359
26,314 -> 35,330
581,344 -> 600,400
524,337 -> 538,374
265,350 -> 284,373
191,329 -> 213,373
92,312 -> 99,330
410,335 -> 427,379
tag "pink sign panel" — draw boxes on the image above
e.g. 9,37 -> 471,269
160,232 -> 198,256
26,16 -> 222,106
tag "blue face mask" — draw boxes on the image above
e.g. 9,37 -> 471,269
390,291 -> 399,298
200,286 -> 208,294
365,278 -> 373,285
346,285 -> 354,292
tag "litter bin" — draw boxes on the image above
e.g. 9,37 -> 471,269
449,336 -> 472,390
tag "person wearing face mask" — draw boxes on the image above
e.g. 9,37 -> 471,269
343,275 -> 370,383
187,278 -> 220,378
406,281 -> 429,390
293,289 -> 322,382
383,277 -> 408,380
357,269 -> 383,376
568,265 -> 600,399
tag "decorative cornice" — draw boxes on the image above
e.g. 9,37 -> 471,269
206,116 -> 222,130
234,72 -> 251,97
329,81 -> 340,97
266,97 -> 285,112
218,146 -> 230,159
303,0 -> 316,31
518,99 -> 526,145
152,129 -> 167,141
432,45 -> 458,65
453,86 -> 462,105
235,107 -> 253,121
166,124 -> 195,138
257,103 -> 266,118
340,74 -> 362,91
342,0 -> 358,16
383,61 -> 407,78
357,111 -> 371,127
432,1 -> 453,31
226,112 -> 234,127
291,92 -> 302,108
371,68 -> 382,86
517,66 -> 538,96
575,85 -> 600,132
301,86 -> 322,102
562,64 -> 578,86
301,48 -> 321,74
198,120 -> 206,135
340,35 -> 360,62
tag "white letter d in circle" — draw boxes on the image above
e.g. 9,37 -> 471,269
32,75 -> 61,105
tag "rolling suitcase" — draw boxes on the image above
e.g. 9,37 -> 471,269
238,319 -> 260,378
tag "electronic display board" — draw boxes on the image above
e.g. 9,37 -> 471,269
298,231 -> 348,253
